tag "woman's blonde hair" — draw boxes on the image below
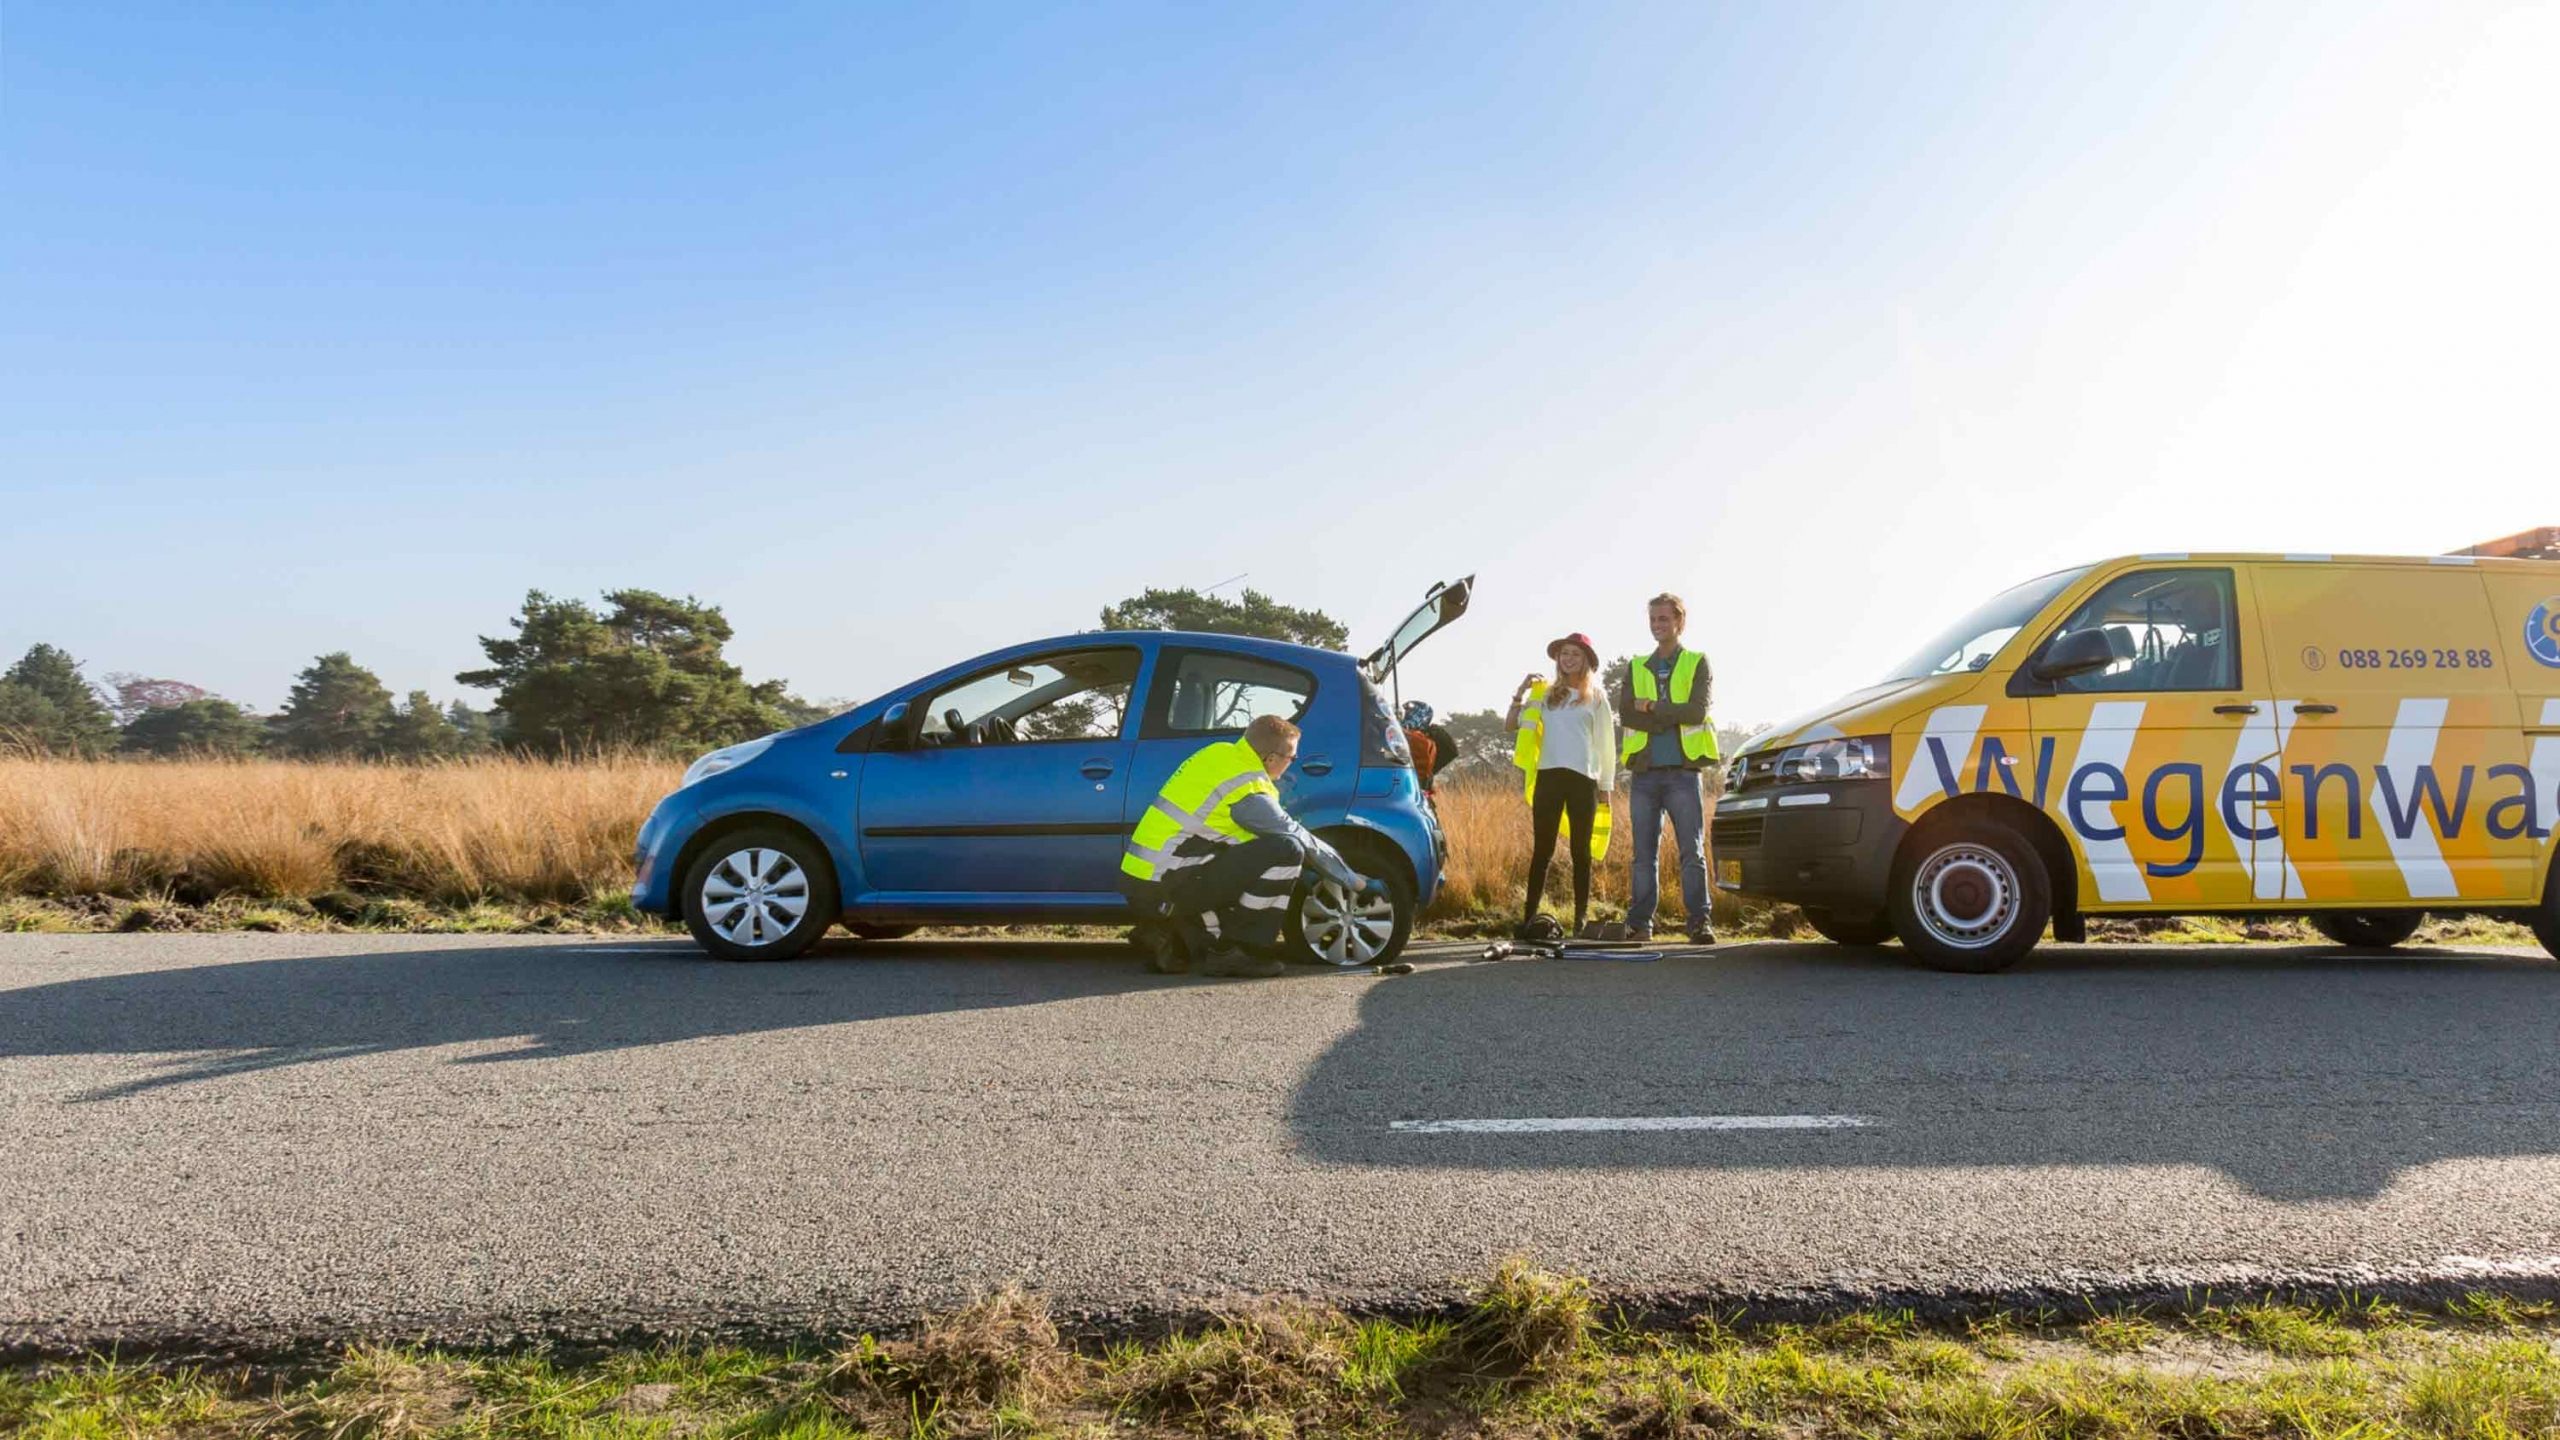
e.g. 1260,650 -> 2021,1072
1545,646 -> 1600,708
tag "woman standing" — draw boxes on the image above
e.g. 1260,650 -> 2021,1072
1505,632 -> 1617,941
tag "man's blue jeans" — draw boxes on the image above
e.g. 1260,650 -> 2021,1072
1626,767 -> 1707,935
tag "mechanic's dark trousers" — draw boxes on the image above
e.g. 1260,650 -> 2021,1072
1157,833 -> 1307,957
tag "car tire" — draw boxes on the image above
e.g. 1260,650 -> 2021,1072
842,922 -> 918,941
1888,817 -> 2051,974
2308,911 -> 2426,950
1285,838 -> 1414,967
2535,887 -> 2560,962
681,829 -> 839,962
1801,909 -> 1895,947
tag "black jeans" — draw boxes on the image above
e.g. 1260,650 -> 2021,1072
1525,767 -> 1597,927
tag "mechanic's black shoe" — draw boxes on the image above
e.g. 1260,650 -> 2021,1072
1200,945 -> 1285,978
1139,928 -> 1191,974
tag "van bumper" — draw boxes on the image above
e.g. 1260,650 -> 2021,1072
1711,783 -> 1904,919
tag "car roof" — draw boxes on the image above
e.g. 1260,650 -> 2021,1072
2084,551 -> 2557,573
1007,630 -> 1357,666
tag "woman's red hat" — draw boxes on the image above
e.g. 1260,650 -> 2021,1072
1546,632 -> 1599,667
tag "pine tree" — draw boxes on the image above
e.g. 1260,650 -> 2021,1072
120,698 -> 266,757
271,652 -> 396,758
379,691 -> 462,761
0,644 -> 118,756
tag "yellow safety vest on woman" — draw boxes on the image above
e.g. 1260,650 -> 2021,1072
1622,650 -> 1719,765
1512,685 -> 1612,863
1121,737 -> 1280,883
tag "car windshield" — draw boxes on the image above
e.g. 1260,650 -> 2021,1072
1879,566 -> 2092,683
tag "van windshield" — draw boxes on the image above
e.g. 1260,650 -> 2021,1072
1879,566 -> 2091,683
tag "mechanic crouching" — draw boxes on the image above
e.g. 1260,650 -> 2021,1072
1120,714 -> 1385,978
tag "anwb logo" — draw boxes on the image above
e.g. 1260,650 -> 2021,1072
2530,599 -> 2560,669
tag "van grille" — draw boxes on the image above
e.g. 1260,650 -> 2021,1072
1712,815 -> 1764,850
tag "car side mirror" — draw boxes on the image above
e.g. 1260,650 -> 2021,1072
875,701 -> 913,751
2032,628 -> 2117,682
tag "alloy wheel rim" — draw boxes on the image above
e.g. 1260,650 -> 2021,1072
700,847 -> 810,948
1913,843 -> 2017,950
1300,875 -> 1395,966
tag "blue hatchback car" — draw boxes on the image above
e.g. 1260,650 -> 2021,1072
632,578 -> 1471,964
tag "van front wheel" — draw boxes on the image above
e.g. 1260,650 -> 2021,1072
1889,819 -> 2051,973
2308,912 -> 2425,950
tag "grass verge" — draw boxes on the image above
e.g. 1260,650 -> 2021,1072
9,1267 -> 2560,1439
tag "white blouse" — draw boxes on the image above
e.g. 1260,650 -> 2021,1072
1533,689 -> 1617,791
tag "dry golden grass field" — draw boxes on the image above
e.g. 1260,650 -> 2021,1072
0,757 -> 1703,927
3,757 -> 2528,945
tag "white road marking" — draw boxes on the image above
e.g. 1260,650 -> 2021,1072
1389,1114 -> 1879,1135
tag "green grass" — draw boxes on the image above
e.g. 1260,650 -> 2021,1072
13,1271 -> 2560,1439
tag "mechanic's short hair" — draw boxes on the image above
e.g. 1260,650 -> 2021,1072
1648,592 -> 1688,629
1244,714 -> 1301,759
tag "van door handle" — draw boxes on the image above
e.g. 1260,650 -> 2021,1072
2293,702 -> 2340,716
2213,704 -> 2261,716
1300,757 -> 1335,776
1080,759 -> 1115,779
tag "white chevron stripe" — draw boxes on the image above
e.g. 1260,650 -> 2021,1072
1893,705 -> 1988,813
2076,702 -> 2151,903
2370,697 -> 2457,899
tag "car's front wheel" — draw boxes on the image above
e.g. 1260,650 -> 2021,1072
1285,840 -> 1413,967
1888,818 -> 2051,973
682,829 -> 839,961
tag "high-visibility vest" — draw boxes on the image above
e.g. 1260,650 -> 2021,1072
1120,736 -> 1280,883
1512,685 -> 1612,863
1622,650 -> 1719,764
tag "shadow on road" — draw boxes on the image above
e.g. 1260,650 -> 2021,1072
0,936 -> 1180,1101
1291,939 -> 2560,1203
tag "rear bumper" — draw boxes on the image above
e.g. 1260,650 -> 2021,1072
1712,782 -> 1903,918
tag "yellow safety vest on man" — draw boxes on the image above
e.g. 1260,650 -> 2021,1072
1512,685 -> 1612,863
1622,650 -> 1719,765
1121,737 -> 1280,883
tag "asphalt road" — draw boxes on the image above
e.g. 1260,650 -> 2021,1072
7,930 -> 2560,1355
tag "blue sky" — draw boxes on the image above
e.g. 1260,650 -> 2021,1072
5,2 -> 2552,727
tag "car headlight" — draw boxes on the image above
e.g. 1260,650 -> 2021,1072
681,735 -> 776,789
1774,734 -> 1890,784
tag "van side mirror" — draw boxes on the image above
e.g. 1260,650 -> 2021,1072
875,702 -> 913,751
2032,628 -> 2117,682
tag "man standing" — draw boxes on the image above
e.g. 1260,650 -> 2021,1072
1619,593 -> 1719,944
1120,714 -> 1383,977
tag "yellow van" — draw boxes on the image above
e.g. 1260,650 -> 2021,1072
1714,546 -> 2560,971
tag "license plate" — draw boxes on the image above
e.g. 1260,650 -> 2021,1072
1716,858 -> 1742,887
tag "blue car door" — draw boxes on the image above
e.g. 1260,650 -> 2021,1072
1127,645 -> 1330,822
858,646 -> 1147,897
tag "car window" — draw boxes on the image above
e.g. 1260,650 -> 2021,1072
2045,569 -> 2240,694
1152,651 -> 1314,736
917,648 -> 1141,746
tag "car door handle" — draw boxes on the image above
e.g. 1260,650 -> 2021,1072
1300,757 -> 1334,776
2293,702 -> 2340,715
2213,703 -> 2261,716
1080,759 -> 1115,778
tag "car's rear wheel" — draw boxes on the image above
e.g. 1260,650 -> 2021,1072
2308,911 -> 2426,950
682,829 -> 839,961
1284,839 -> 1413,967
1888,818 -> 2051,973
1801,909 -> 1895,947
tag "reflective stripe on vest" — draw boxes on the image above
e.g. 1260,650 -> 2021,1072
1623,650 -> 1719,764
1120,737 -> 1280,883
1511,684 -> 1613,864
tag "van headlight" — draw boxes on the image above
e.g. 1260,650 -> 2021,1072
1775,735 -> 1890,784
682,735 -> 776,789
